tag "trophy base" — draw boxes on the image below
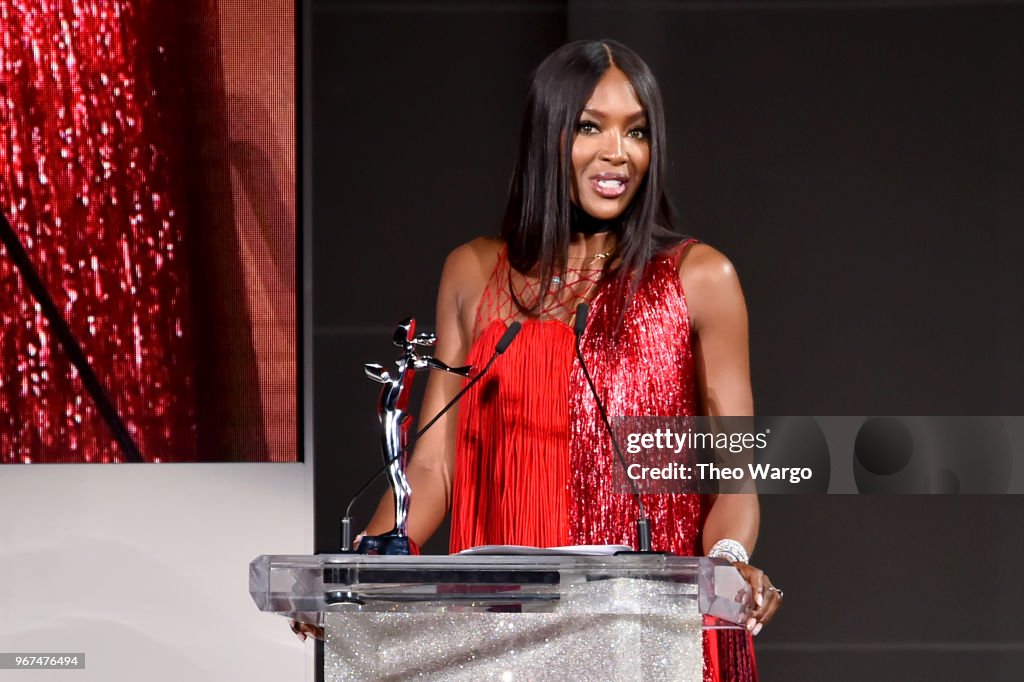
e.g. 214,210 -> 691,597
355,533 -> 420,555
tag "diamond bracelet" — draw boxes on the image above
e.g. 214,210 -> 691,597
707,539 -> 750,564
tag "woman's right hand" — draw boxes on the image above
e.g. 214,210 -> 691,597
289,619 -> 324,642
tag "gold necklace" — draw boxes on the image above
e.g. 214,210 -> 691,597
551,254 -> 612,287
566,248 -> 614,262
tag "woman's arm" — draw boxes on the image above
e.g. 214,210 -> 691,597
681,244 -> 758,553
681,243 -> 780,632
362,243 -> 482,548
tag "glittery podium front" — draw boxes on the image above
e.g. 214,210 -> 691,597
249,554 -> 751,682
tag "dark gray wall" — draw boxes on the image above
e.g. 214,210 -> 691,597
311,1 -> 1024,679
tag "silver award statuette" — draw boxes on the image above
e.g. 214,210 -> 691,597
358,318 -> 471,555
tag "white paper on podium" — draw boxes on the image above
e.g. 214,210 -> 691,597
455,544 -> 633,556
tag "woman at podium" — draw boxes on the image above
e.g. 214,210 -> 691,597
361,40 -> 782,680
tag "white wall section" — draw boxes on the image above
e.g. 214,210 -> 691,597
0,463 -> 313,682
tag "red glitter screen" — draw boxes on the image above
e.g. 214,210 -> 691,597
0,0 -> 296,463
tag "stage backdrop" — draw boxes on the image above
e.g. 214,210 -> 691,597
0,3 -> 311,682
0,0 -> 296,462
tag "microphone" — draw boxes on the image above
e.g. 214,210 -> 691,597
573,303 -> 653,553
340,321 -> 522,550
494,322 -> 519,353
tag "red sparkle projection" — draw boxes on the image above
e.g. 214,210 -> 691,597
0,0 -> 296,463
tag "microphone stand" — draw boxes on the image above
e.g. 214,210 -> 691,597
573,303 -> 654,552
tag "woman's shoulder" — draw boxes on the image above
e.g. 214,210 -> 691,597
445,236 -> 503,267
673,241 -> 745,327
439,237 -> 505,328
442,237 -> 504,285
675,242 -> 737,284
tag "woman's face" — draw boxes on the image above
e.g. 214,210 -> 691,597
570,66 -> 651,222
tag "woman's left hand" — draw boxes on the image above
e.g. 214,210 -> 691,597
733,562 -> 783,636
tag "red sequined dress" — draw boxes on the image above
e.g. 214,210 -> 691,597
450,242 -> 757,682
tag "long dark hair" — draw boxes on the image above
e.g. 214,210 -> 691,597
501,39 -> 681,312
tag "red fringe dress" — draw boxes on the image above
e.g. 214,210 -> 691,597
450,243 -> 758,682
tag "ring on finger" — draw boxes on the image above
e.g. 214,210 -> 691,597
768,585 -> 784,599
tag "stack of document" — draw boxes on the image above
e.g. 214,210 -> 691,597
455,544 -> 633,556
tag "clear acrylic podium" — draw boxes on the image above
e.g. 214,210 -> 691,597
250,553 -> 751,682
